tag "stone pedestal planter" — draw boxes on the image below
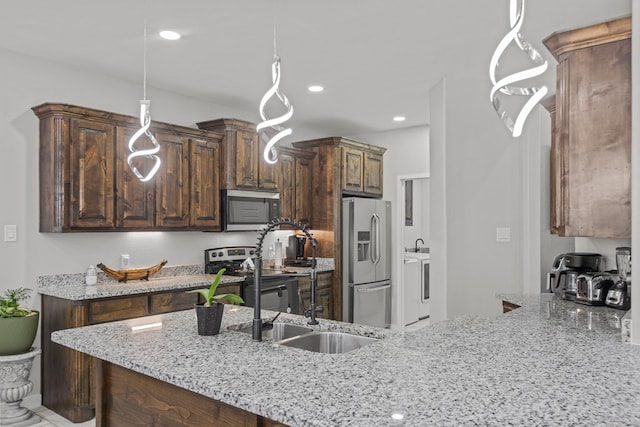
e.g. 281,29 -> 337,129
0,348 -> 41,426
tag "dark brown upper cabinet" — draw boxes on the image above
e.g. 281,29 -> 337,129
33,103 -> 223,232
196,118 -> 278,192
543,16 -> 631,238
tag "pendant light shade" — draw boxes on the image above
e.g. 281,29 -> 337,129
257,55 -> 294,165
489,0 -> 548,137
128,5 -> 161,182
128,100 -> 161,182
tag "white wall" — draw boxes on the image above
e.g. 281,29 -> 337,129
432,74 -> 526,319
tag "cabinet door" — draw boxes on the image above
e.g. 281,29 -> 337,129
190,138 -> 221,228
562,39 -> 631,238
115,126 -> 155,229
259,138 -> 279,190
278,151 -> 296,220
155,132 -> 190,228
88,295 -> 149,324
316,286 -> 332,320
342,147 -> 364,194
363,151 -> 383,196
233,130 -> 259,189
149,291 -> 198,314
294,155 -> 313,225
69,119 -> 115,229
297,273 -> 332,319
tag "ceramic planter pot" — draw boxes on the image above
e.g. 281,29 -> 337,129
0,311 -> 39,356
194,303 -> 224,336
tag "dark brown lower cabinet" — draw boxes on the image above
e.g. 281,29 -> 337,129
95,361 -> 286,427
41,284 -> 240,423
297,271 -> 333,320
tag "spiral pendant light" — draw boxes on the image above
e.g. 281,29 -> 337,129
257,26 -> 294,165
489,0 -> 548,137
128,7 -> 161,182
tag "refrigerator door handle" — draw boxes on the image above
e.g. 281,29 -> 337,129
369,214 -> 376,264
373,213 -> 381,265
355,284 -> 391,293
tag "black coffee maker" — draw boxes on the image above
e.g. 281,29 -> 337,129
285,235 -> 311,266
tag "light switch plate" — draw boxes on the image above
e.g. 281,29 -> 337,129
4,225 -> 17,242
496,227 -> 511,242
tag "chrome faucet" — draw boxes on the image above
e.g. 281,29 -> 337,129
415,238 -> 424,253
252,218 -> 321,342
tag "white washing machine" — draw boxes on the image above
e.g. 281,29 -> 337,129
403,257 -> 420,326
405,252 -> 430,320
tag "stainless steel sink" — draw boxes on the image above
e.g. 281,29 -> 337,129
276,331 -> 378,354
238,323 -> 314,341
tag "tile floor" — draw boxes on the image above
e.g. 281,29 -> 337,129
28,407 -> 95,427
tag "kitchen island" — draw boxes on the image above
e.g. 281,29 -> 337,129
52,294 -> 640,426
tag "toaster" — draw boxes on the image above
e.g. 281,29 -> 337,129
605,281 -> 631,310
576,272 -> 615,305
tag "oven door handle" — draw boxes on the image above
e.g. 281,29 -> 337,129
261,285 -> 288,294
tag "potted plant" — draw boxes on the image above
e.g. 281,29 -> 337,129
0,287 -> 39,356
187,269 -> 244,336
0,287 -> 42,425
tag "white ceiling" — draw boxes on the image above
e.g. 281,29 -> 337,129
1,0 -> 631,136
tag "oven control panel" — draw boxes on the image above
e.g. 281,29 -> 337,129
205,246 -> 256,263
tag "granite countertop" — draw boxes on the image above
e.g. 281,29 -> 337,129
37,261 -> 334,301
37,274 -> 245,301
51,294 -> 640,426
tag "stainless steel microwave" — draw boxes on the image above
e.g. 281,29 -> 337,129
222,189 -> 280,231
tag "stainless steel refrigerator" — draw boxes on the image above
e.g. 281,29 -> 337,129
342,197 -> 392,328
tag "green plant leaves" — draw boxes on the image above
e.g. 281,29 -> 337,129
187,268 -> 244,307
0,288 -> 33,318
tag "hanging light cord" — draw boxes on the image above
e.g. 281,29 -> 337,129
127,4 -> 161,182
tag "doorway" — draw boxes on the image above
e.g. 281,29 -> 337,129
396,175 -> 430,330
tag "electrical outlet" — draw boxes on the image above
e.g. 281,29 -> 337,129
496,227 -> 511,243
120,254 -> 130,269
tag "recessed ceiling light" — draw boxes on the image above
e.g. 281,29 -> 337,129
159,30 -> 181,41
393,116 -> 406,122
308,85 -> 324,93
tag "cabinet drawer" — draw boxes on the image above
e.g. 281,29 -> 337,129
149,291 -> 197,314
89,296 -> 149,324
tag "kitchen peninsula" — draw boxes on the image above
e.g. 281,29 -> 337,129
52,294 -> 640,426
37,261 -> 335,422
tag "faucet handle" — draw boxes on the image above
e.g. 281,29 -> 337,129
305,306 -> 324,318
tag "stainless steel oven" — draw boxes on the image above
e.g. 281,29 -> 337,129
243,275 -> 299,314
204,247 -> 299,314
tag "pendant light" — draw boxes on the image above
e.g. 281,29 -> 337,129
489,0 -> 548,138
128,6 -> 161,182
257,25 -> 294,165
